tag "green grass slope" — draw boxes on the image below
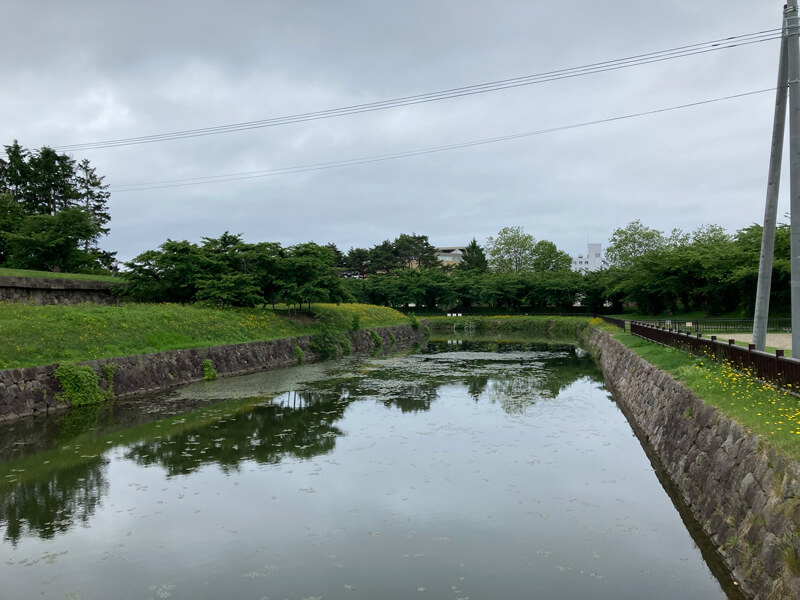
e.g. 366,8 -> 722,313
0,302 -> 410,369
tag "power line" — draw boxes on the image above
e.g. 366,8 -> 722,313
111,87 -> 774,193
57,29 -> 781,152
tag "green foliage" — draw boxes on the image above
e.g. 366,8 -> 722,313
54,364 -> 106,406
368,329 -> 383,348
485,227 -> 572,276
388,331 -> 396,346
486,226 -> 537,274
409,314 -> 420,330
393,233 -> 439,269
4,207 -> 107,272
457,238 -> 488,273
351,314 -> 361,331
293,345 -> 305,364
0,141 -> 113,271
202,358 -> 217,381
783,538 -> 800,576
196,272 -> 262,307
530,240 -> 573,272
605,220 -> 667,268
310,312 -> 352,359
102,363 -> 117,399
0,192 -> 23,263
121,234 -> 347,309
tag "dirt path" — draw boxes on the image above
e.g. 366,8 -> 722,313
723,332 -> 792,351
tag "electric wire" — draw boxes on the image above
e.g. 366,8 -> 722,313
57,29 -> 782,152
111,87 -> 774,193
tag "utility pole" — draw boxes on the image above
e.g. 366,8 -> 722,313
754,1 -> 800,354
753,22 -> 788,350
788,0 -> 800,355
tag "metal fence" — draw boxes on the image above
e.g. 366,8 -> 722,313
598,316 -> 626,331
634,318 -> 790,334
630,322 -> 800,388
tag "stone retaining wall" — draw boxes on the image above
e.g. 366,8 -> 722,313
588,328 -> 800,600
0,324 -> 424,423
0,276 -> 117,305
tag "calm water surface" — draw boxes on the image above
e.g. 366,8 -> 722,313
0,340 -> 741,599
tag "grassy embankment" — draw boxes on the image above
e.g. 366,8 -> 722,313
0,267 -> 116,283
0,302 -> 411,369
616,332 -> 800,461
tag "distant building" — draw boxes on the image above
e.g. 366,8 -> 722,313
572,243 -> 606,272
435,246 -> 466,266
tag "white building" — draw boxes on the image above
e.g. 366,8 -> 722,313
435,246 -> 466,266
572,243 -> 606,272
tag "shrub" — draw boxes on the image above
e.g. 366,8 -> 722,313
294,345 -> 305,364
54,364 -> 106,406
202,358 -> 217,381
311,312 -> 350,359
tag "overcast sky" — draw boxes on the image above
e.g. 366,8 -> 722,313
0,1 -> 790,262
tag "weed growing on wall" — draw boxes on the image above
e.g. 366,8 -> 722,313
202,359 -> 217,381
293,345 -> 305,364
369,329 -> 382,349
784,538 -> 800,576
54,364 -> 106,406
102,363 -> 117,399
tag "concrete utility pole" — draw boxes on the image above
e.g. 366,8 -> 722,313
753,24 -> 788,351
788,0 -> 800,355
753,1 -> 800,354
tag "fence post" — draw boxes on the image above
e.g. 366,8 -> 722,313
777,349 -> 785,381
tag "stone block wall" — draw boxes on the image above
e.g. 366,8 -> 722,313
0,324 -> 424,423
0,276 -> 117,305
588,328 -> 800,600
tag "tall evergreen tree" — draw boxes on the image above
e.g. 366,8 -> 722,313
0,141 -> 113,271
27,146 -> 77,215
75,158 -> 111,252
457,238 -> 488,272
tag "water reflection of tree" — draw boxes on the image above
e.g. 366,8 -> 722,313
0,342 -> 603,544
0,403 -> 117,465
124,389 -> 349,477
0,455 -> 108,546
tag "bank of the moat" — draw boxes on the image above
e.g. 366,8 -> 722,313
586,328 -> 800,600
0,324 -> 424,422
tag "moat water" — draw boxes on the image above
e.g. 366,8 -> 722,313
0,340 -> 742,599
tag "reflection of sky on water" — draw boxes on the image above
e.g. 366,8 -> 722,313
0,343 -> 740,600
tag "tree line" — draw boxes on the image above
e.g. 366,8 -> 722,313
117,226 -> 584,310
116,219 -> 783,317
0,141 -> 113,272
